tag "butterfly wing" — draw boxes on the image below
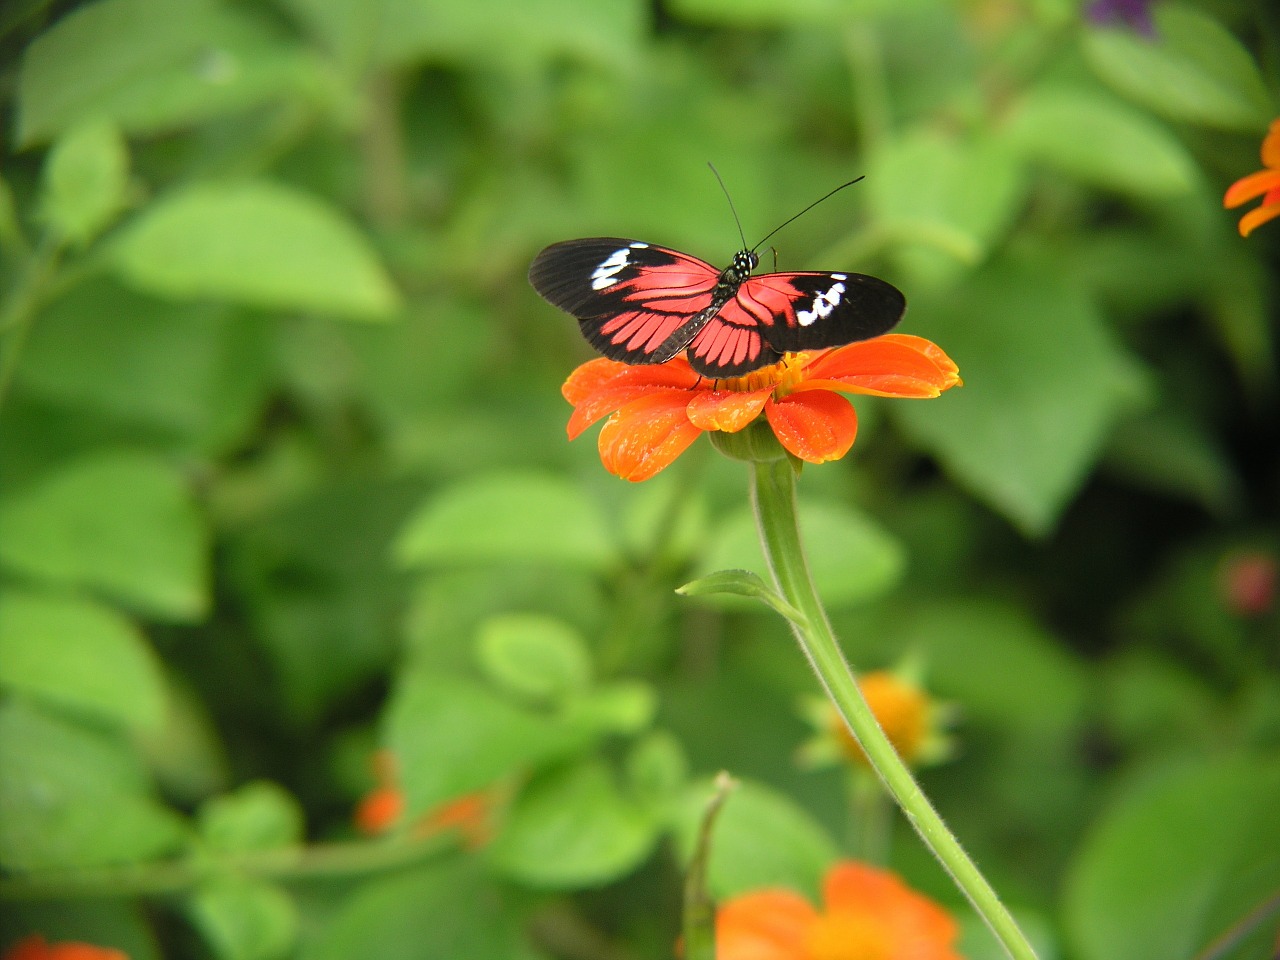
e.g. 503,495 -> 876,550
529,238 -> 722,365
683,271 -> 906,377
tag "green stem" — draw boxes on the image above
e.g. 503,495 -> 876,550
0,832 -> 454,902
848,768 -> 892,865
682,772 -> 738,960
750,458 -> 1038,960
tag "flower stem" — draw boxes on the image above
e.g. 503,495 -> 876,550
0,832 -> 454,902
683,772 -> 738,960
749,458 -> 1038,960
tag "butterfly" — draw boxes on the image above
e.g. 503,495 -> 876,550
528,178 -> 906,378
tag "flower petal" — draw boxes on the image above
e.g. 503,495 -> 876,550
564,359 -> 702,440
1261,118 -> 1280,169
686,387 -> 771,432
598,392 -> 702,481
824,863 -> 961,959
766,391 -> 858,463
562,358 -> 631,404
1238,200 -> 1280,237
1223,169 -> 1280,208
563,357 -> 699,404
798,335 -> 960,399
716,890 -> 817,960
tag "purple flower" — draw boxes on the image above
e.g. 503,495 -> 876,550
1086,0 -> 1158,36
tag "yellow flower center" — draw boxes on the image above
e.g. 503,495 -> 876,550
719,352 -> 812,394
805,911 -> 894,960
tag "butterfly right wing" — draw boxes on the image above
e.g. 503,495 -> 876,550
529,238 -> 723,365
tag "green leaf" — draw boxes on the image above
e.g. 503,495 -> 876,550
490,759 -> 657,888
0,700 -> 186,871
893,258 -> 1151,536
1102,409 -> 1241,514
865,128 -> 1028,286
280,0 -> 642,72
0,452 -> 209,620
384,671 -> 589,815
560,681 -> 657,735
16,0 -> 329,145
17,280 -> 269,450
1005,88 -> 1196,198
39,119 -> 129,244
669,0 -> 860,26
625,730 -> 688,812
110,181 -> 400,319
188,877 -> 298,960
676,569 -> 804,623
395,471 -> 616,571
887,598 -> 1089,737
475,614 -> 592,701
697,500 -> 905,610
673,778 -> 837,900
1064,756 -> 1280,960
300,862 -> 538,960
0,589 -> 166,730
197,782 -> 304,855
1083,4 -> 1272,131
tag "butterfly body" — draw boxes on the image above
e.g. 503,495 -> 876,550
529,237 -> 905,378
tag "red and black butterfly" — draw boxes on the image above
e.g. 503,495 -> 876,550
528,178 -> 906,378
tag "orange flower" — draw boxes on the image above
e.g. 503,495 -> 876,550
415,792 -> 492,849
353,750 -> 492,847
2,936 -> 127,960
563,335 -> 960,481
354,784 -> 406,835
717,862 -> 963,960
354,749 -> 405,835
832,672 -> 931,769
1224,118 -> 1280,237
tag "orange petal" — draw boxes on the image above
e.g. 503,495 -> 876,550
823,863 -> 960,957
1261,118 -> 1280,169
799,335 -> 960,398
354,785 -> 404,835
598,392 -> 702,481
716,890 -> 817,960
564,360 -> 703,440
686,387 -> 771,432
766,391 -> 857,463
1238,200 -> 1280,237
568,383 -> 689,440
562,356 -> 699,404
562,358 -> 631,404
4,937 -> 130,960
1223,168 -> 1280,208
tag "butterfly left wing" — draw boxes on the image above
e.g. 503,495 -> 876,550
529,238 -> 723,365
683,271 -> 906,377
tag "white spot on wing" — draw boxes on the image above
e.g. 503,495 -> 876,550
591,246 -> 636,290
796,280 -> 846,327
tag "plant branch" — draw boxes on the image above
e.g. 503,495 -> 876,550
750,457 -> 1038,960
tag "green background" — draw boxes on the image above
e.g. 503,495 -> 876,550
0,0 -> 1277,958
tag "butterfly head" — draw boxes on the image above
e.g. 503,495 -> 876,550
728,249 -> 758,282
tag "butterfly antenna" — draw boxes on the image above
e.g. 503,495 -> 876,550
751,176 -> 865,253
708,162 -> 749,252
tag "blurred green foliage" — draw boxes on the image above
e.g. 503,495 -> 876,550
0,0 -> 1277,958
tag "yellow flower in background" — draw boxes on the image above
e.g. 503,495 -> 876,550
799,667 -> 952,772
